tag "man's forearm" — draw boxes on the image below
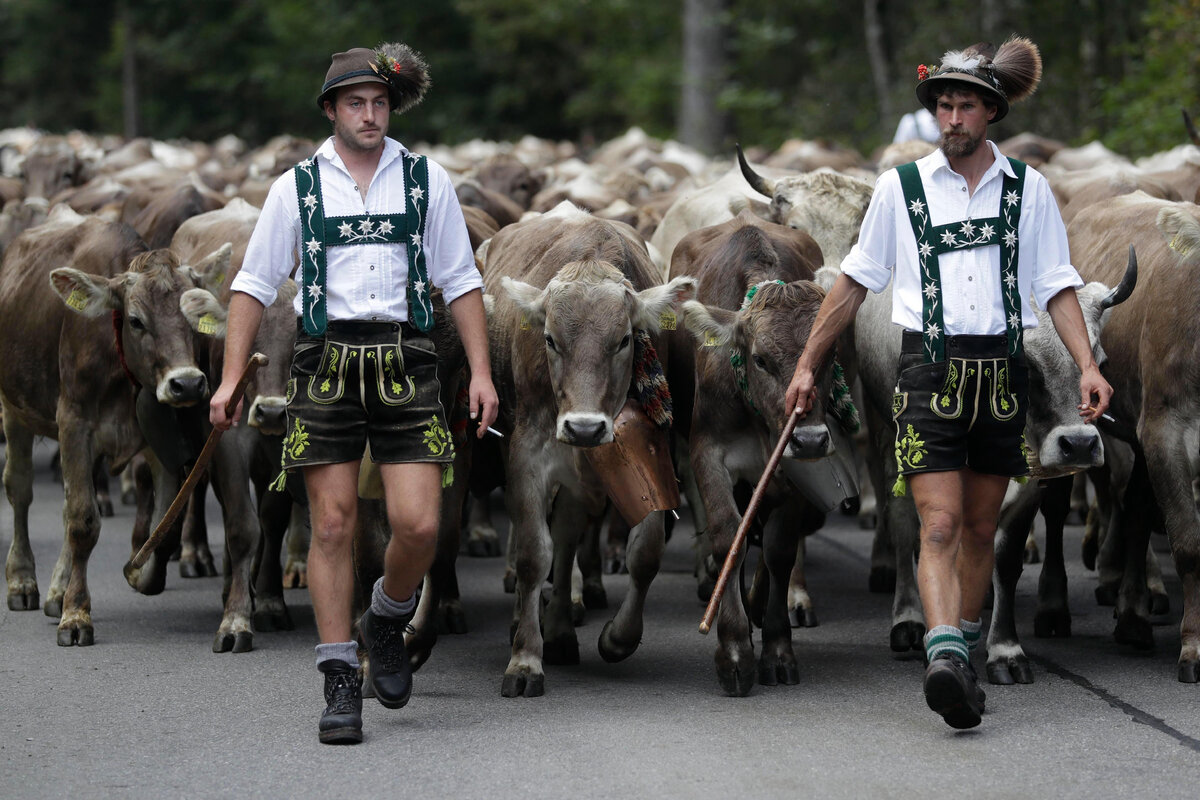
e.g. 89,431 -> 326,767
798,273 -> 869,370
222,291 -> 267,384
446,289 -> 491,378
1046,288 -> 1097,373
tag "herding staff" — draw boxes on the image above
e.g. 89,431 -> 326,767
699,407 -> 801,635
124,352 -> 269,572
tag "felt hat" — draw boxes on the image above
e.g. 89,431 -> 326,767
317,43 -> 431,114
915,35 -> 1042,123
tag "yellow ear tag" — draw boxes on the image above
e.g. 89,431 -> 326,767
519,313 -> 530,331
197,313 -> 218,336
659,309 -> 677,331
703,331 -> 720,348
66,288 -> 89,311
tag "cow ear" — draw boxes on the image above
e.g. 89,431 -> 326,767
186,242 -> 234,292
814,266 -> 841,292
501,277 -> 547,327
180,288 -> 228,339
481,293 -> 496,319
682,300 -> 737,350
49,267 -> 122,317
1156,206 -> 1200,260
633,275 -> 697,333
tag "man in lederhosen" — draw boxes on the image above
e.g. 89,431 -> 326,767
210,43 -> 498,744
784,36 -> 1111,729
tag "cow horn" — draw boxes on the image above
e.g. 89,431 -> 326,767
1100,245 -> 1137,309
737,144 -> 775,198
1184,109 -> 1200,146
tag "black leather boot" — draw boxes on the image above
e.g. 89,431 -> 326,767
359,608 -> 414,709
923,652 -> 983,729
318,659 -> 363,744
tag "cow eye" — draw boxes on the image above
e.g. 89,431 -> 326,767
753,354 -> 769,370
618,334 -> 631,351
128,316 -> 146,332
544,333 -> 557,352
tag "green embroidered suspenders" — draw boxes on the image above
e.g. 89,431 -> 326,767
896,158 -> 1027,362
294,152 -> 434,336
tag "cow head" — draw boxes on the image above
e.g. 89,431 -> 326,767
738,146 -> 873,267
504,262 -> 695,446
683,280 -> 836,460
49,246 -> 228,407
181,278 -> 298,436
1023,246 -> 1137,476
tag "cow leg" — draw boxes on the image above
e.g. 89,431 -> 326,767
252,482 -> 295,634
788,536 -> 818,628
465,488 -> 502,557
93,457 -> 114,518
757,503 -> 805,686
887,494 -> 925,653
543,493 -> 590,665
1034,476 -> 1073,638
501,453 -> 553,698
579,510 -> 610,611
120,462 -> 137,506
179,473 -> 217,578
601,505 -> 628,576
55,420 -> 101,646
284,505 -> 309,589
1147,544 -> 1170,616
44,540 -> 70,618
3,412 -> 39,611
598,511 -> 666,663
123,450 -> 184,596
675,440 -> 713,598
987,479 -> 1041,684
865,424 -> 896,592
209,442 -> 256,653
1024,529 -> 1041,565
1068,471 -> 1089,526
1140,423 -> 1200,681
1112,450 -> 1155,651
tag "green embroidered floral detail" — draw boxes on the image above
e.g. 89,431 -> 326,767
939,361 -> 960,408
997,364 -> 1012,412
320,348 -> 339,393
384,349 -> 405,396
423,415 -> 452,456
285,420 -> 310,460
896,423 -> 928,471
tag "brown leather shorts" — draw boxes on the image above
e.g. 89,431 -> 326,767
281,320 -> 453,471
892,331 -> 1029,479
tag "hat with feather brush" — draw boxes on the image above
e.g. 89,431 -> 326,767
317,42 -> 431,114
915,35 -> 1042,123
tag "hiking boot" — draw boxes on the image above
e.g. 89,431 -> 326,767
923,652 -> 982,729
359,608 -> 414,709
318,659 -> 363,744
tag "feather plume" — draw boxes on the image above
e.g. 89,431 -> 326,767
992,35 -> 1042,103
941,50 -> 985,72
371,42 -> 431,114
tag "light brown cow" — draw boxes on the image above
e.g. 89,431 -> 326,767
485,204 -> 694,697
0,206 -> 222,645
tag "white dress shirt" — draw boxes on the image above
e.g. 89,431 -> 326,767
232,136 -> 482,322
842,141 -> 1082,336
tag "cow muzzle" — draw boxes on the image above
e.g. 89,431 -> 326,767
1033,424 -> 1104,475
248,396 -> 287,436
157,367 -> 209,407
557,413 -> 613,447
787,422 -> 833,461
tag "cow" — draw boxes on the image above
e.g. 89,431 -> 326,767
126,174 -> 228,249
484,204 -> 694,697
21,135 -> 84,201
1066,192 -> 1200,682
668,211 -> 850,695
474,153 -> 544,210
0,206 -> 221,645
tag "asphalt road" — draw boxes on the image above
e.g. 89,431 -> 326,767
2,436 -> 1198,799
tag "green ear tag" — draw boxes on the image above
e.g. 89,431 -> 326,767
66,288 -> 89,311
703,331 -> 720,348
659,309 -> 677,331
519,313 -> 530,331
197,313 -> 218,336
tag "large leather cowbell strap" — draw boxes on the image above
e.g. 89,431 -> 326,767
896,158 -> 1027,363
294,153 -> 433,336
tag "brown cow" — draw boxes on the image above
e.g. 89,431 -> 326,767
485,204 -> 694,697
475,153 -> 543,210
0,205 -> 222,645
126,174 -> 228,249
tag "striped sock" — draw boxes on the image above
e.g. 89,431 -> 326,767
960,618 -> 982,653
924,625 -> 969,662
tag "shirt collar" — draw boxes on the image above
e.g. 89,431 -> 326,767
314,135 -> 407,176
918,140 -> 1013,183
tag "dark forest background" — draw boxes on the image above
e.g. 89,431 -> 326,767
0,0 -> 1194,158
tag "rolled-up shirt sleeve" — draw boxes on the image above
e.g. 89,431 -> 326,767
839,170 -> 895,293
1027,176 -> 1083,308
230,171 -> 301,307
424,161 -> 483,305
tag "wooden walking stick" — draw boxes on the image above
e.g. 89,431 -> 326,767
124,353 -> 269,575
699,407 -> 802,635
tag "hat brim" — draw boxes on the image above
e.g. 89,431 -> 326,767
316,74 -> 400,113
916,73 -> 1009,123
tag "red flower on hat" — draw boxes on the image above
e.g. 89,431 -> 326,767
917,64 -> 930,81
392,62 -> 402,73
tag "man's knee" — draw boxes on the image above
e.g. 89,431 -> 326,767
921,511 -> 962,552
389,512 -> 439,551
311,510 -> 356,552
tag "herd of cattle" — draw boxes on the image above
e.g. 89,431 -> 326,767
1,118 -> 1199,698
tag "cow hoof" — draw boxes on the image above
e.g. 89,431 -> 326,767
501,671 -> 545,698
437,605 -> 468,635
502,571 -> 517,595
986,654 -> 1034,685
97,497 -> 114,518
571,600 -> 586,627
582,583 -> 608,611
213,630 -> 254,653
7,585 -> 40,611
544,636 -> 580,666
889,621 -> 925,653
43,596 -> 62,618
1023,542 -> 1041,565
180,559 -> 203,579
1114,610 -> 1154,650
788,606 -> 819,628
715,656 -> 757,697
1150,592 -> 1170,617
1034,609 -> 1071,638
253,604 -> 294,633
1178,660 -> 1200,683
868,566 -> 896,594
198,553 -> 218,577
283,561 -> 308,589
597,620 -> 639,663
1094,584 -> 1118,607
57,621 -> 94,647
757,658 -> 800,687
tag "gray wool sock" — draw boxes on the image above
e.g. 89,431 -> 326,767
960,617 -> 983,652
371,577 -> 416,619
315,641 -> 360,670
